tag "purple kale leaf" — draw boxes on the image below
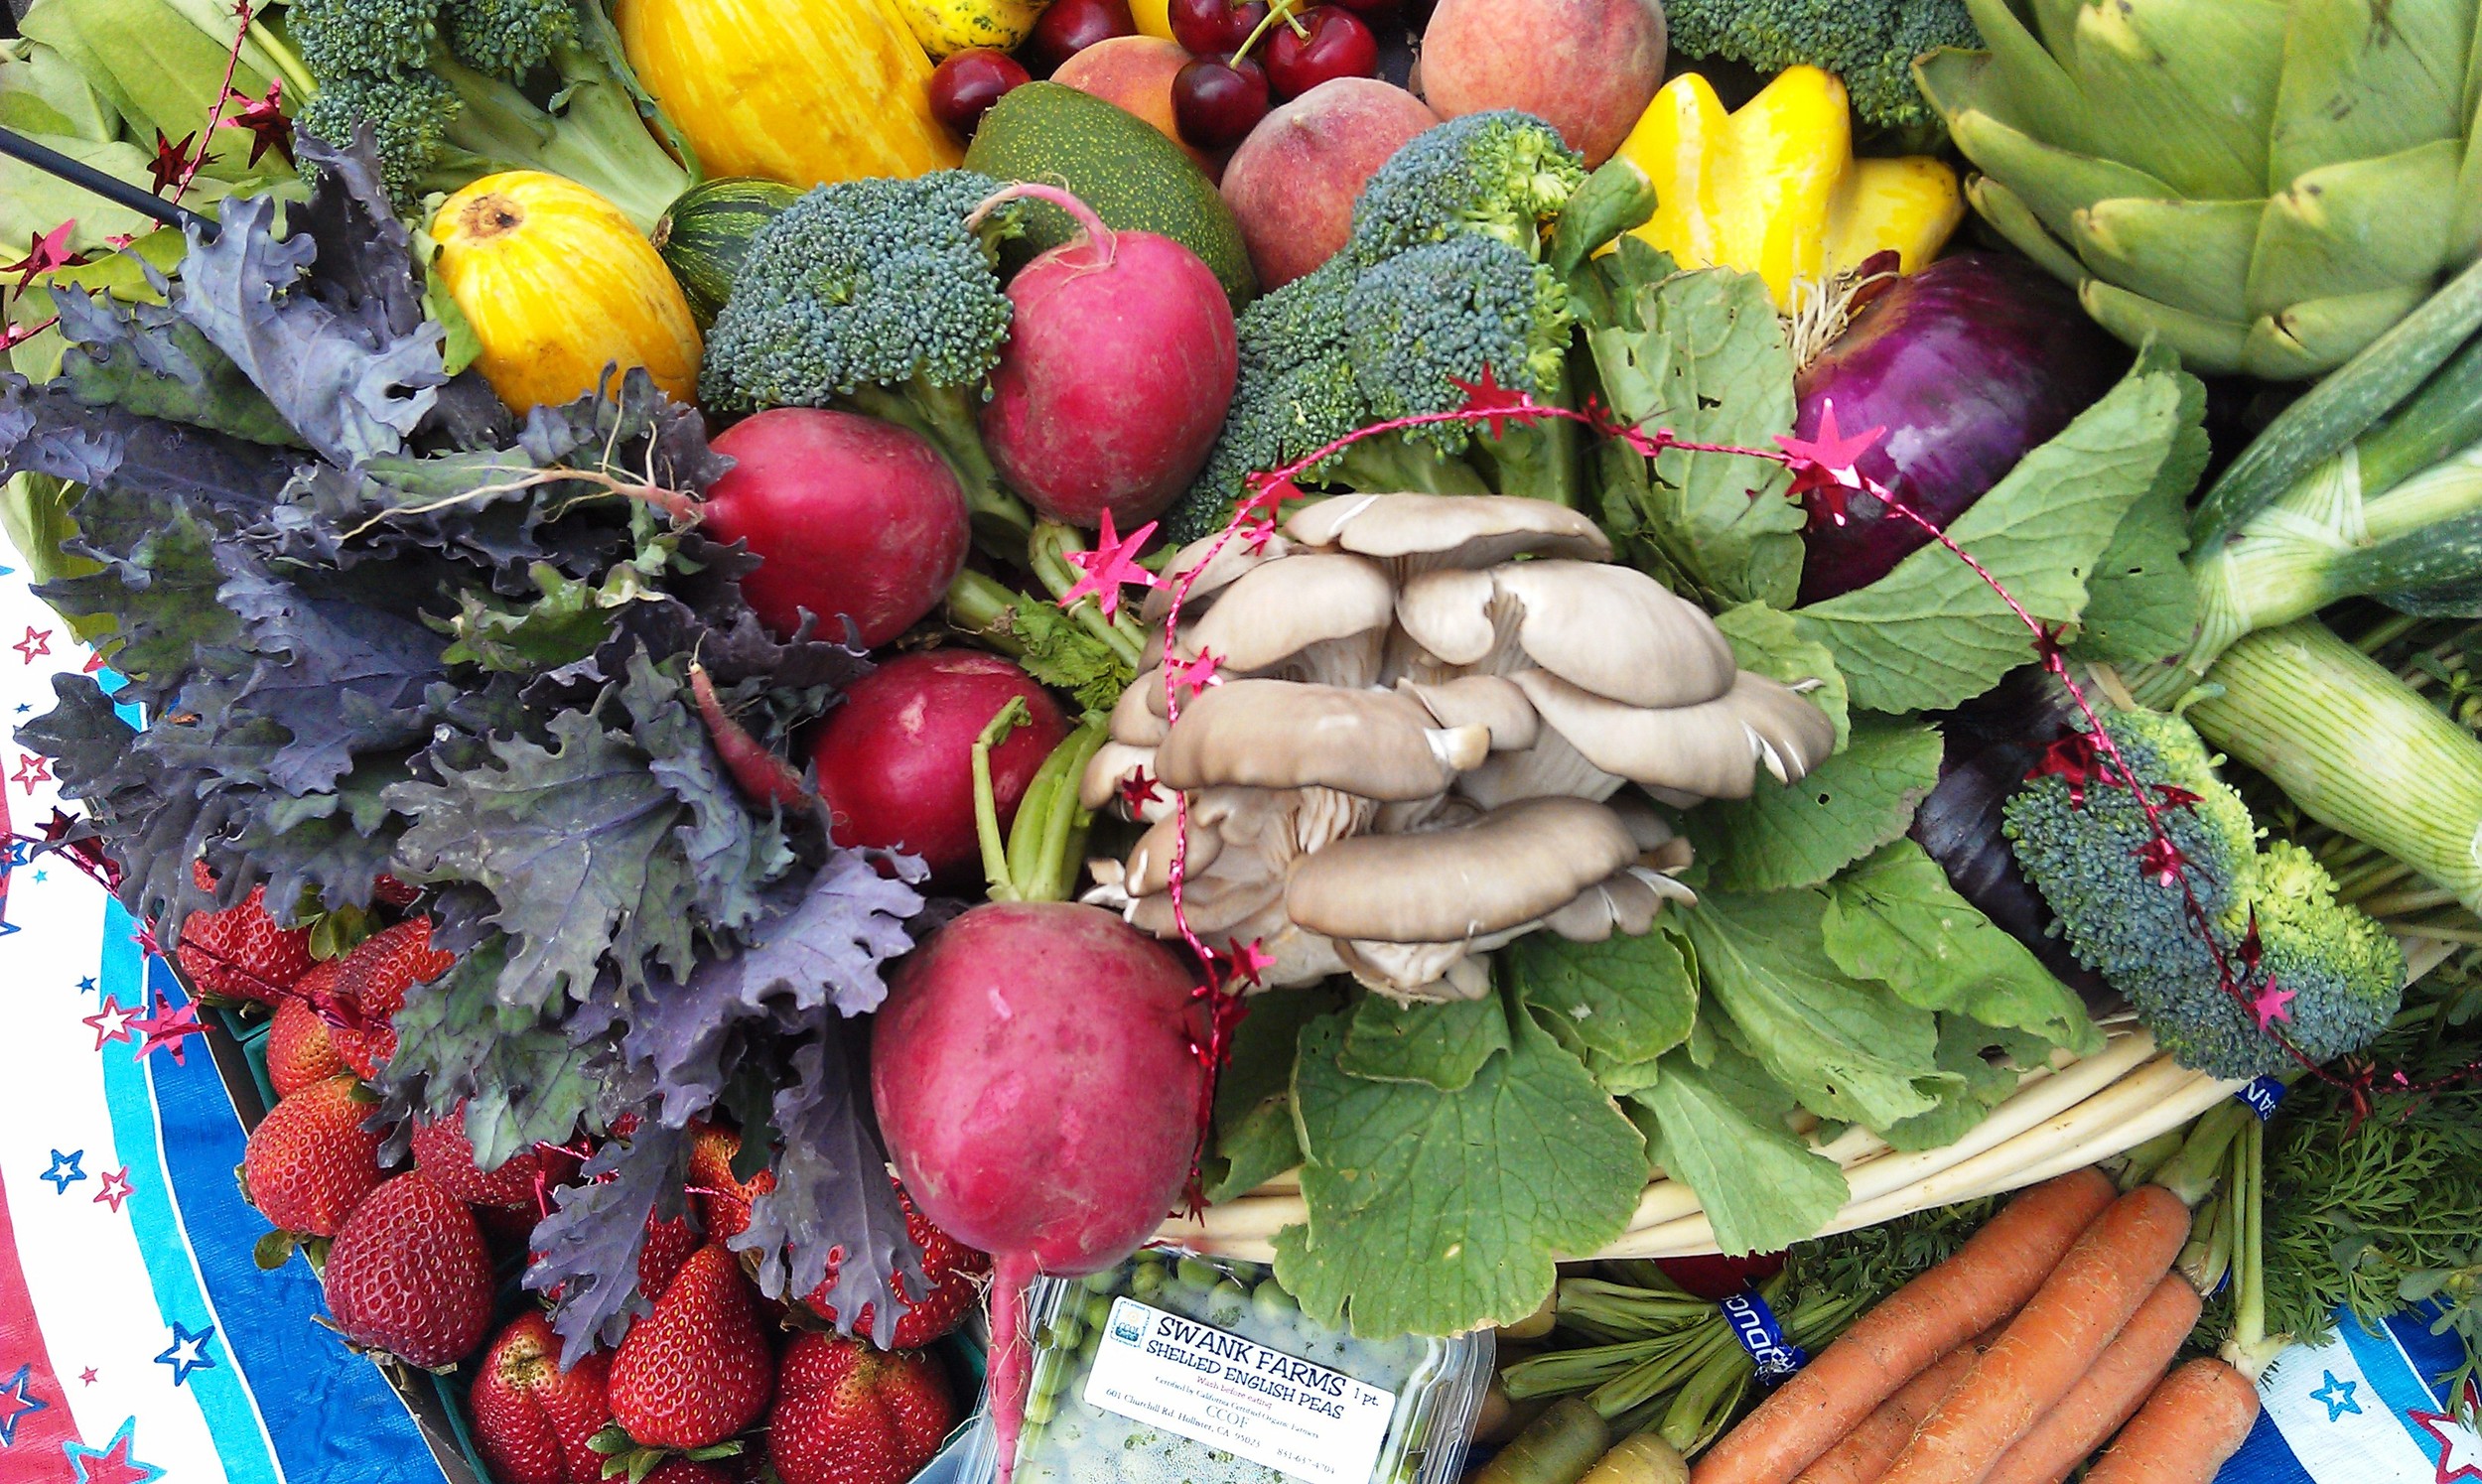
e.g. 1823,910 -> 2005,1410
32,484 -> 244,709
1,377 -> 300,526
731,1024 -> 925,1349
527,1118 -> 692,1363
51,287 -> 298,448
380,938 -> 606,1168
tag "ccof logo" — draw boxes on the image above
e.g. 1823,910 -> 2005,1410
1110,1307 -> 1148,1345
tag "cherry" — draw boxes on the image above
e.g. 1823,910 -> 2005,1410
1263,5 -> 1376,96
1172,54 -> 1270,149
927,49 -> 1032,137
1027,0 -> 1135,70
1168,0 -> 1268,54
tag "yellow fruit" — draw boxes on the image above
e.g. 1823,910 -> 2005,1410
1615,67 -> 1964,308
428,172 -> 703,415
891,0 -> 1051,58
1129,0 -> 1172,41
617,0 -> 963,188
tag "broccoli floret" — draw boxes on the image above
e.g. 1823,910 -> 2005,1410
699,171 -> 1026,535
2003,709 -> 2405,1080
279,0 -> 691,230
1344,111 -> 1586,266
1343,233 -> 1571,439
1662,0 -> 1980,132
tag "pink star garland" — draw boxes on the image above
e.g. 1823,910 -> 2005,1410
1775,400 -> 1885,529
2251,979 -> 2297,1030
1165,648 -> 1221,703
1057,510 -> 1160,620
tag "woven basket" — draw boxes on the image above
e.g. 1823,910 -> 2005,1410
1157,1024 -> 2242,1263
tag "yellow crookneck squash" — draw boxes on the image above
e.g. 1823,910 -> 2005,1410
1615,66 -> 1965,310
429,172 -> 704,415
617,0 -> 963,188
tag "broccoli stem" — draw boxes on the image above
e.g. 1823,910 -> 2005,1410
2187,620 -> 2482,915
1470,360 -> 1583,507
1323,431 -> 1492,496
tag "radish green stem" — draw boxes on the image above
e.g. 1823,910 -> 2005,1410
1030,522 -> 1146,666
974,697 -> 1034,897
1004,716 -> 1107,902
2116,1127 -> 2190,1191
2151,1100 -> 2250,1209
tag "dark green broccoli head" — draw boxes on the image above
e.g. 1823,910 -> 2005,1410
1170,262 -> 1366,539
295,69 -> 461,208
1660,0 -> 1980,131
289,0 -> 444,76
440,0 -> 578,79
1341,233 -> 1571,451
1345,111 -> 1586,267
699,171 -> 1015,413
2001,707 -> 2261,995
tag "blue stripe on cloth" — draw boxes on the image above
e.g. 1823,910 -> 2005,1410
102,901 -> 448,1484
2222,1408 -> 2322,1484
2339,1307 -> 2457,1452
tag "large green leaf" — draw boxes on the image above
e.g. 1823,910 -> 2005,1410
1821,840 -> 2103,1056
1504,928 -> 1698,1076
1629,1039 -> 1849,1256
1202,987 -> 1338,1205
1792,352 -> 2200,713
1340,993 -> 1513,1092
1679,888 -> 1957,1132
1872,1016 -> 2040,1154
1275,1008 -> 1646,1337
1716,601 -> 1850,749
1683,719 -> 1942,893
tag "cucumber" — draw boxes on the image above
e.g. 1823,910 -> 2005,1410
651,176 -> 803,330
965,81 -> 1257,310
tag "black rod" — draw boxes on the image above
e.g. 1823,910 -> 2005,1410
0,126 -> 217,240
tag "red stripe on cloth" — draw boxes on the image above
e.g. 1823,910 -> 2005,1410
0,1162 -> 85,1481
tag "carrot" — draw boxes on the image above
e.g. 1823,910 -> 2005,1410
1790,1327 -> 2003,1484
1982,1275 -> 2201,1484
2081,1360 -> 2260,1484
1693,1169 -> 2118,1484
1880,1184 -> 2194,1484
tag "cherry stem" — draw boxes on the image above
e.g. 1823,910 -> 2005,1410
1233,0 -> 1304,64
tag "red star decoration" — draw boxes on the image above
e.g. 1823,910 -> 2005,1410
92,1167 -> 133,1214
1165,647 -> 1221,703
81,996 -> 138,1051
103,234 -> 134,250
217,81 -> 294,168
2251,978 -> 2297,1030
1058,509 -> 1161,621
77,1369 -> 96,1387
1775,399 -> 1885,529
1449,364 -> 1541,440
2027,734 -> 2102,807
147,131 -> 209,197
11,753 -> 53,795
2135,835 -> 2187,886
1,221 -> 83,296
129,999 -> 203,1065
2236,909 -> 2265,974
1220,937 -> 1275,988
1117,768 -> 1163,813
14,625 -> 53,663
2409,1404 -> 2482,1484
2030,621 -> 2071,670
2153,784 -> 2202,811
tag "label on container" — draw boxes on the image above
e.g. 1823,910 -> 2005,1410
1082,1295 -> 1398,1483
1719,1289 -> 1808,1382
2237,1076 -> 2287,1120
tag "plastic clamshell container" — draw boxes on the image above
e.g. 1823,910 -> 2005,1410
956,1247 -> 1493,1484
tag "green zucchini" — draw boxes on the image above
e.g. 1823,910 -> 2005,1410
651,176 -> 802,330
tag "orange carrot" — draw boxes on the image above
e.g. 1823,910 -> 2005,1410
1982,1275 -> 2201,1484
2081,1359 -> 2260,1484
1692,1168 -> 2119,1484
1880,1183 -> 2194,1484
1790,1327 -> 2004,1484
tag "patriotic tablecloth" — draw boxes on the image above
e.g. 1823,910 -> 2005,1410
0,547 -> 455,1484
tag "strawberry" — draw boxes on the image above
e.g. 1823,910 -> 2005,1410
686,1122 -> 773,1246
324,1171 -> 493,1367
607,1245 -> 774,1449
371,874 -> 423,909
639,1463 -> 732,1484
413,1104 -> 580,1209
803,1182 -> 987,1349
766,1333 -> 953,1484
243,1075 -> 385,1237
639,1214 -> 701,1302
470,1311 -> 614,1484
266,972 -> 347,1096
177,862 -> 316,1005
329,919 -> 456,1080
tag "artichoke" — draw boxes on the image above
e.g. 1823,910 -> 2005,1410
1915,0 -> 2482,380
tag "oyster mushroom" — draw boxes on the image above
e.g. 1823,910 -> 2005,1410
1140,530 -> 1298,625
1399,674 -> 1539,751
1511,668 -> 1839,799
1149,553 -> 1394,690
1155,680 -> 1489,801
1284,493 -> 1612,574
1393,561 -> 1738,709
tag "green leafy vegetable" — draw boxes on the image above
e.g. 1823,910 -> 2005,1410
1682,719 -> 1940,893
1504,927 -> 1698,1074
1339,993 -> 1513,1092
1201,986 -> 1337,1205
1629,1039 -> 1849,1257
1716,600 -> 1850,749
2067,365 -> 2208,666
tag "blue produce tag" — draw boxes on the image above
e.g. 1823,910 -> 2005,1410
1719,1289 -> 1807,1383
2237,1076 -> 2287,1121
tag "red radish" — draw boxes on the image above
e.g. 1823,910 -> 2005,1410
871,902 -> 1205,1484
972,183 -> 1239,528
1655,1251 -> 1786,1301
688,661 -> 811,809
699,409 -> 970,648
810,651 -> 1069,881
928,50 -> 1031,137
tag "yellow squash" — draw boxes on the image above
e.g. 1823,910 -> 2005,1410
1616,67 -> 1965,309
618,0 -> 962,188
891,0 -> 1051,58
429,172 -> 704,415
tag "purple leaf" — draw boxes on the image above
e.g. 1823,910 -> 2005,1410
527,1119 -> 691,1363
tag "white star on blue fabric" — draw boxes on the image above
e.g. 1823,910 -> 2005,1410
39,1150 -> 83,1194
152,1321 -> 215,1388
2311,1369 -> 2362,1421
0,1363 -> 48,1445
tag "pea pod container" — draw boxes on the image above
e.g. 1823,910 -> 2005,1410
956,1248 -> 1494,1484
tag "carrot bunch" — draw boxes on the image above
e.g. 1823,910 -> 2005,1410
1694,1106 -> 2266,1484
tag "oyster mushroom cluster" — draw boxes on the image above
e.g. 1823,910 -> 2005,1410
1079,494 -> 1839,1002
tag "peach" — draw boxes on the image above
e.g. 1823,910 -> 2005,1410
1221,77 -> 1438,288
1418,0 -> 1665,166
1051,36 -> 1221,179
